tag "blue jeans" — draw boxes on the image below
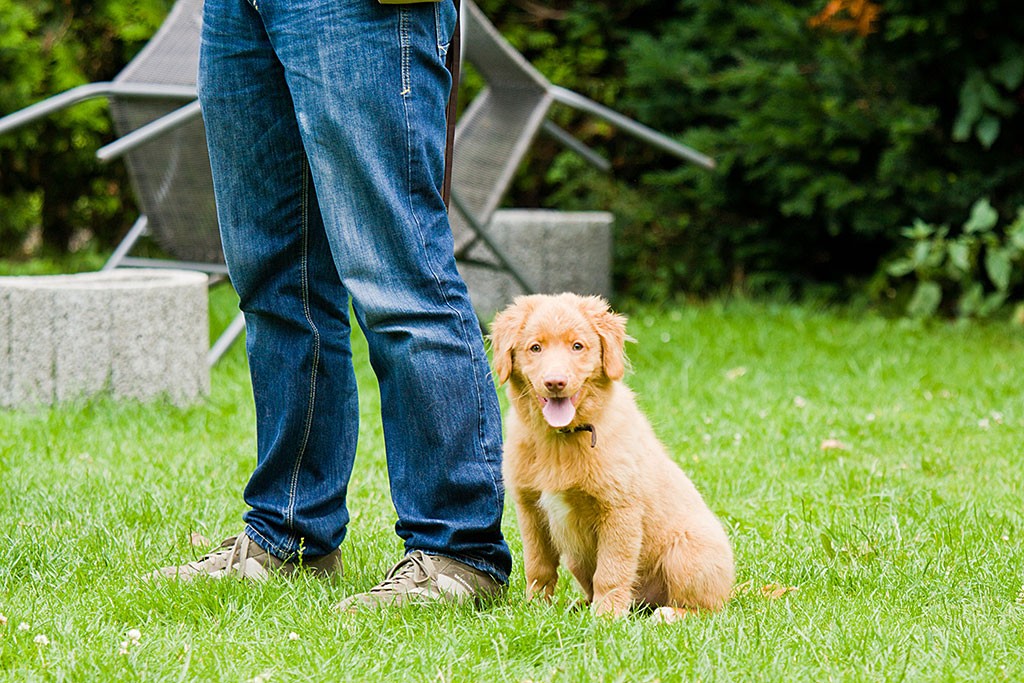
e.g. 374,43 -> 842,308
197,0 -> 511,582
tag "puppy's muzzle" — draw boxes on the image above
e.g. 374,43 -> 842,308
543,373 -> 568,394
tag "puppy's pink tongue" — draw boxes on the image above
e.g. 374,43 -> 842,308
542,397 -> 576,428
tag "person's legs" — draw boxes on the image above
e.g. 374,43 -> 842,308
260,0 -> 510,581
193,0 -> 509,582
197,0 -> 359,559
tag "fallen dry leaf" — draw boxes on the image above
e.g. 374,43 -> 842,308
820,438 -> 849,451
761,583 -> 799,599
731,579 -> 753,598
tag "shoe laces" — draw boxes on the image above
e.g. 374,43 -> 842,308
224,535 -> 250,574
190,535 -> 261,577
369,551 -> 434,594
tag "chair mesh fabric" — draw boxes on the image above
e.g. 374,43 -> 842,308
108,0 -> 222,264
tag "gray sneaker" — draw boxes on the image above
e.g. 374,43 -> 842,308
335,550 -> 503,611
148,534 -> 343,581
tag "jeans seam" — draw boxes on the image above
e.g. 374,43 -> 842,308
399,8 -> 412,96
435,4 -> 448,58
285,156 -> 320,546
246,525 -> 289,560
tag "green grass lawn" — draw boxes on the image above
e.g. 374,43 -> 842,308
1,290 -> 1022,681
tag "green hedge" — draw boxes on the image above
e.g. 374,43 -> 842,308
618,0 -> 1024,299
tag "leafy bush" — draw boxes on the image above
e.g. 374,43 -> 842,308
0,0 -> 171,257
614,0 -> 1024,299
468,0 -> 741,298
879,199 -> 1024,319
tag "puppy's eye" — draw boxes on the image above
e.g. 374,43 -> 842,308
528,343 -> 542,353
572,342 -> 585,351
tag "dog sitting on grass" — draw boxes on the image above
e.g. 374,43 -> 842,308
490,293 -> 734,620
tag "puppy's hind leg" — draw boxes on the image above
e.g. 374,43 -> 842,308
650,606 -> 692,624
660,532 -> 735,612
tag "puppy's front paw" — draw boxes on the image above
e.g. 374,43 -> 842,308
525,578 -> 556,602
591,592 -> 630,619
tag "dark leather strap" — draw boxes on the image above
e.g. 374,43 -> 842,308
441,0 -> 460,210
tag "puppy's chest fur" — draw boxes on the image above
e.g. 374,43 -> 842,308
537,489 -> 601,560
508,413 -> 638,563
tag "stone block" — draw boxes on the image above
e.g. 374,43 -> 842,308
457,209 -> 614,323
0,269 -> 209,408
53,285 -> 111,403
5,283 -> 56,406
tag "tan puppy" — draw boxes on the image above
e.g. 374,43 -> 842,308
491,293 -> 734,619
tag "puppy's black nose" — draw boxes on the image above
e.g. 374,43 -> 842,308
543,375 -> 567,392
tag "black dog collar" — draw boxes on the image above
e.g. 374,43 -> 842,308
557,423 -> 597,448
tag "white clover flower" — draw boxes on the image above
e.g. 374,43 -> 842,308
287,631 -> 300,641
33,634 -> 49,646
17,622 -> 29,631
127,628 -> 142,643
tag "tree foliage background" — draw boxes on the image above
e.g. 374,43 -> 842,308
0,0 -> 172,256
1,0 -> 1022,303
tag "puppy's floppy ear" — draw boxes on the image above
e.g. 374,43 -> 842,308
489,295 -> 539,385
580,295 -> 630,381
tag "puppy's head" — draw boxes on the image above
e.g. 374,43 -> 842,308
490,293 -> 629,428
